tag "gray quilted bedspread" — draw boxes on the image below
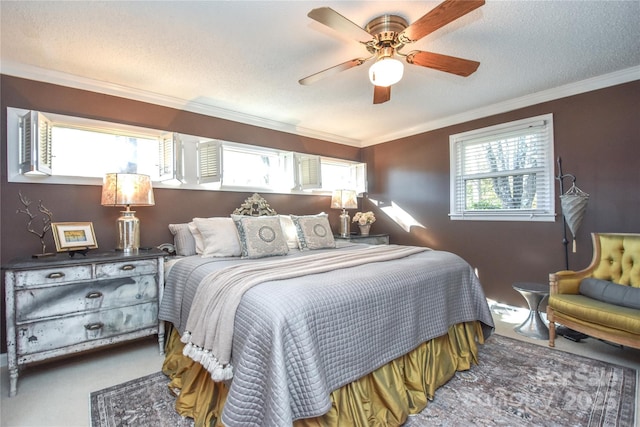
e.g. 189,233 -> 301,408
159,244 -> 494,427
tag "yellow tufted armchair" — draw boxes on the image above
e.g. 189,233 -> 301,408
547,232 -> 640,349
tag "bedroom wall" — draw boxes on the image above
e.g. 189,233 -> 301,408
1,75 -> 638,355
361,80 -> 640,308
0,75 -> 361,256
0,75 -> 360,354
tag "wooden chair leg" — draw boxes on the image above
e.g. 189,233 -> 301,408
548,309 -> 556,347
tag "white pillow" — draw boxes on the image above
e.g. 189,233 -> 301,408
192,217 -> 242,257
279,215 -> 299,249
188,220 -> 205,254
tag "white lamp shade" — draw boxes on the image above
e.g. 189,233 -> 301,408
369,57 -> 404,87
101,173 -> 155,207
331,190 -> 358,210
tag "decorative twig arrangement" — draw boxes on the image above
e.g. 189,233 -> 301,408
16,191 -> 55,257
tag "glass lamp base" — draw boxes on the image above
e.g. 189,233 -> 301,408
339,210 -> 351,238
116,210 -> 140,253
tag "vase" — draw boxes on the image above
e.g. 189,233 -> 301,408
359,224 -> 371,236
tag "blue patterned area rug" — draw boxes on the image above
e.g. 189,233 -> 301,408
90,334 -> 636,426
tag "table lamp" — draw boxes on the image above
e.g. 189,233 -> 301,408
331,189 -> 357,238
101,173 -> 155,253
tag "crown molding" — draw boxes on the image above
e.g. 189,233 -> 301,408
2,62 -> 637,148
360,66 -> 640,147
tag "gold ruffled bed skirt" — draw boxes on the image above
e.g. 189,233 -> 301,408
162,321 -> 486,427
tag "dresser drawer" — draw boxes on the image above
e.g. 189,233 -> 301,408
95,259 -> 157,279
15,275 -> 158,323
16,302 -> 158,356
14,265 -> 93,288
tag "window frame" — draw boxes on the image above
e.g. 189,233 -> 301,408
7,107 -> 168,186
6,107 -> 367,196
449,114 -> 556,222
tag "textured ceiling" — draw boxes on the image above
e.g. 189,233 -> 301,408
1,1 -> 639,147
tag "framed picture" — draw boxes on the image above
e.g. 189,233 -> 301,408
52,222 -> 98,252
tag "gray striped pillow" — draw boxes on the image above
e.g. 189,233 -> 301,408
168,223 -> 197,256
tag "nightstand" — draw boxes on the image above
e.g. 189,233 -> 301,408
335,234 -> 390,245
2,249 -> 165,397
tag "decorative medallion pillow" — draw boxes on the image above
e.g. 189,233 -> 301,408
192,217 -> 242,257
232,215 -> 289,259
291,214 -> 336,250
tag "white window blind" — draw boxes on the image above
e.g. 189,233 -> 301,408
197,140 -> 221,184
19,111 -> 52,175
294,154 -> 322,190
159,133 -> 184,183
449,114 -> 555,221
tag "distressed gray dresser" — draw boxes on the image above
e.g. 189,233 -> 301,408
3,249 -> 165,397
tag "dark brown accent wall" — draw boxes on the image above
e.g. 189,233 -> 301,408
1,75 -> 361,260
1,75 -> 639,355
0,75 -> 360,353
362,80 -> 640,308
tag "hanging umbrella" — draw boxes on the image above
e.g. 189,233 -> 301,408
560,183 -> 589,252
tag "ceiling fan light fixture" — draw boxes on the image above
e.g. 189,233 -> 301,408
369,57 -> 404,87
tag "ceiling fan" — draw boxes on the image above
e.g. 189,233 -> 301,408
298,0 -> 485,104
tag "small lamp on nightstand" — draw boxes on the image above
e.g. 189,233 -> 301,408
331,189 -> 357,238
101,173 -> 155,253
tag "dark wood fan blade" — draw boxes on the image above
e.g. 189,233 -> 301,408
308,7 -> 373,43
373,85 -> 391,104
406,51 -> 479,77
299,57 -> 370,85
399,0 -> 485,43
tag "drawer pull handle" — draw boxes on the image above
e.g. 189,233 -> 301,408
86,291 -> 103,299
85,322 -> 104,331
121,264 -> 136,271
47,272 -> 65,279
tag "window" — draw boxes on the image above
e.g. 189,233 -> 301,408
220,143 -> 290,191
51,126 -> 159,178
321,158 -> 367,195
9,108 -> 165,184
7,107 -> 367,196
449,114 -> 555,221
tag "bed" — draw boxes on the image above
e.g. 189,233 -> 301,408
158,194 -> 494,427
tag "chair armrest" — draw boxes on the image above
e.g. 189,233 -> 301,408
549,269 -> 593,295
